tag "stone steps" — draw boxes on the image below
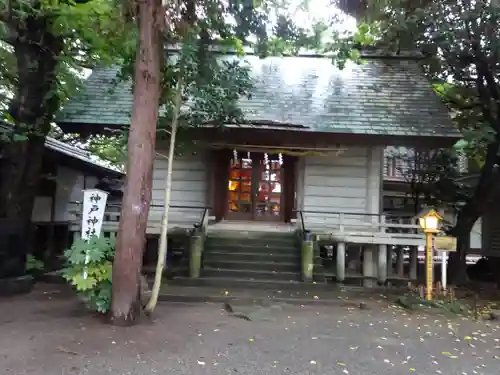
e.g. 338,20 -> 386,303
204,251 -> 299,263
199,231 -> 303,285
156,284 -> 364,306
205,235 -> 297,249
169,276 -> 328,290
202,267 -> 302,282
204,243 -> 297,255
204,259 -> 301,273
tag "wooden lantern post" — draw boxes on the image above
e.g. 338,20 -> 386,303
418,209 -> 442,301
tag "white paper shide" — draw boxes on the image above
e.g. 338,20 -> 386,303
81,189 -> 109,240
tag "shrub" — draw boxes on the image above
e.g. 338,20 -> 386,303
61,235 -> 115,314
26,254 -> 45,273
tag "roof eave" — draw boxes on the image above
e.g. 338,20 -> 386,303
56,121 -> 128,136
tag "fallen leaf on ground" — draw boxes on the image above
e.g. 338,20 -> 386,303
56,346 -> 78,356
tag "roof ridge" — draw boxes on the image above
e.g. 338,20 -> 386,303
163,44 -> 423,60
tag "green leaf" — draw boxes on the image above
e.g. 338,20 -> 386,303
71,273 -> 98,291
12,133 -> 28,142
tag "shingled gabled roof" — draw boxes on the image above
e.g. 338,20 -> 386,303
57,55 -> 460,139
0,122 -> 123,176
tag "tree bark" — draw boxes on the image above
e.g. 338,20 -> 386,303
0,13 -> 62,277
448,231 -> 470,285
110,0 -> 163,326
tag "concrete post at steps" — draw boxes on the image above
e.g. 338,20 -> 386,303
378,244 -> 387,285
301,239 -> 314,282
189,234 -> 203,278
409,246 -> 418,281
336,242 -> 346,282
363,245 -> 376,287
396,247 -> 405,277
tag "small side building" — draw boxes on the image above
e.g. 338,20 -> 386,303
31,137 -> 124,262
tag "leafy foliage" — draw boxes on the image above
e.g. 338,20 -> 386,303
25,254 -> 45,272
156,46 -> 254,139
388,147 -> 471,214
0,0 -> 132,129
62,235 -> 115,314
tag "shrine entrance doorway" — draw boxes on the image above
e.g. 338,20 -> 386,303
226,151 -> 285,222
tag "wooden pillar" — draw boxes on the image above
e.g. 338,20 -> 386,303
363,245 -> 376,287
409,246 -> 418,280
283,155 -> 297,223
396,247 -> 405,277
386,246 -> 393,277
212,150 -> 230,221
347,245 -> 360,272
378,244 -> 387,285
336,242 -> 346,282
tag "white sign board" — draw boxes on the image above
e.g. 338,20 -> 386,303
81,189 -> 108,280
81,189 -> 109,240
434,236 -> 457,252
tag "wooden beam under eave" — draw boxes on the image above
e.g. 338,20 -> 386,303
195,127 -> 461,150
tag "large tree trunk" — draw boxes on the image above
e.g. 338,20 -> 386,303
110,0 -> 163,326
0,14 -> 61,278
448,231 -> 470,285
448,141 -> 500,285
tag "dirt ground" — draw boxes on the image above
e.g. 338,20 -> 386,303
1,283 -> 500,375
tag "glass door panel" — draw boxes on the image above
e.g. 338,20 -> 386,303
227,155 -> 253,219
226,151 -> 284,221
254,154 -> 282,221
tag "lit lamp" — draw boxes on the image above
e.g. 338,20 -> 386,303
418,209 -> 442,301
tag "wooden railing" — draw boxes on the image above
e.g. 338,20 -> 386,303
296,210 -> 306,236
68,201 -> 213,235
297,210 -> 424,246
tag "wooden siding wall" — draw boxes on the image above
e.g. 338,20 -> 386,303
298,146 -> 383,227
483,207 -> 500,256
150,150 -> 209,222
491,220 -> 500,254
32,166 -> 99,223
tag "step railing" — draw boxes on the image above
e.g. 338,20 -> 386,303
68,201 -> 213,235
296,210 -> 424,246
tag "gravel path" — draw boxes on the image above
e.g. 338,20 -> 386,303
1,285 -> 499,375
